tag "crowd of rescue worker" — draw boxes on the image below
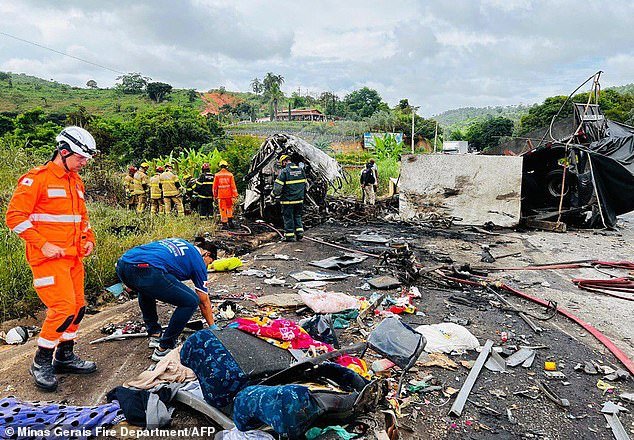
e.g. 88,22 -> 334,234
123,160 -> 239,229
4,125 -> 312,391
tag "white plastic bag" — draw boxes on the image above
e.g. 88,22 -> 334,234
415,323 -> 480,353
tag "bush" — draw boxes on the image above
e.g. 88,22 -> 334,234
0,137 -> 216,321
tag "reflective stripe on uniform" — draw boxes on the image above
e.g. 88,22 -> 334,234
12,220 -> 34,234
37,337 -> 58,348
47,188 -> 67,198
295,228 -> 304,232
285,179 -> 307,184
285,232 -> 296,237
280,200 -> 303,205
34,276 -> 55,287
275,179 -> 284,185
29,214 -> 82,223
61,331 -> 77,340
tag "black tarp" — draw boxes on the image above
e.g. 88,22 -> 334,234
584,120 -> 634,227
521,119 -> 634,228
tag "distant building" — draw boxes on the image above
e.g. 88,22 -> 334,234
275,108 -> 326,122
442,141 -> 469,154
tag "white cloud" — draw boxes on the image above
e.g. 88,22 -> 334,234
0,0 -> 632,115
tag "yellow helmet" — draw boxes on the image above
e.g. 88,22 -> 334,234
219,160 -> 229,168
278,154 -> 290,164
140,162 -> 150,168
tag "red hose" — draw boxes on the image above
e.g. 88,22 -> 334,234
438,272 -> 634,375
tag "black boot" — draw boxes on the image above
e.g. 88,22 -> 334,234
228,219 -> 235,229
53,340 -> 97,374
30,347 -> 58,391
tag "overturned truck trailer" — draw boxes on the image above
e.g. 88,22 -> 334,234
243,134 -> 346,224
522,103 -> 634,228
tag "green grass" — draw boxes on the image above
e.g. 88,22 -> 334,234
0,136 -> 216,321
0,73 -> 205,120
335,157 -> 400,198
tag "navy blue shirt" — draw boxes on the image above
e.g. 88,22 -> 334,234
120,238 -> 208,292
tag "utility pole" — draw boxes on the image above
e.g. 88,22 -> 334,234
433,121 -> 438,153
411,106 -> 420,154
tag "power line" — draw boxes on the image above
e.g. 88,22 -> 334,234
0,30 -> 126,75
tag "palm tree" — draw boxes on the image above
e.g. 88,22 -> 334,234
268,83 -> 284,121
262,73 -> 285,120
250,78 -> 263,95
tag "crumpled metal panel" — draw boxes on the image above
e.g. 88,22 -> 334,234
243,134 -> 345,215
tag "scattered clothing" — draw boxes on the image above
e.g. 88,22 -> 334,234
232,317 -> 330,351
0,397 -> 124,439
124,346 -> 196,390
234,363 -> 371,439
106,383 -> 182,428
180,329 -> 250,407
305,425 -> 357,440
233,385 -> 321,439
231,317 -> 369,378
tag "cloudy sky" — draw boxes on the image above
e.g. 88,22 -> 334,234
1,0 -> 633,116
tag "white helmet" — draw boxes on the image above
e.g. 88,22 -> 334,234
55,126 -> 98,159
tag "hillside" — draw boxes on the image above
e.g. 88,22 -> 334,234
0,73 -> 205,119
610,83 -> 634,95
200,90 -> 243,115
432,104 -> 532,133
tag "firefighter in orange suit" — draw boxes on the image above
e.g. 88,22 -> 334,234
5,126 -> 98,391
213,160 -> 238,228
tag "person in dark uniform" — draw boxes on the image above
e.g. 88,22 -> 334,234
272,155 -> 307,242
192,163 -> 214,219
183,174 -> 197,213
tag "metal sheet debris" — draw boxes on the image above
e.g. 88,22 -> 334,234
310,253 -> 367,269
243,134 -> 345,220
506,348 -> 536,367
601,401 -> 631,440
289,270 -> 353,282
399,154 -> 523,227
484,350 -> 508,373
449,339 -> 494,417
368,275 -> 401,290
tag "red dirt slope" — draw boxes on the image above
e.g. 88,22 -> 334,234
201,91 -> 242,115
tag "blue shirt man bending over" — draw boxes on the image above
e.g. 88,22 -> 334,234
116,238 -> 215,361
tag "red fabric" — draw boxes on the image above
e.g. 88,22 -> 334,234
234,317 -> 329,350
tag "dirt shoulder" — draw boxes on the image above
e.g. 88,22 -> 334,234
0,219 -> 632,439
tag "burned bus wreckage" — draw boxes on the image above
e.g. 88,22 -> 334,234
521,102 -> 634,229
243,134 -> 347,225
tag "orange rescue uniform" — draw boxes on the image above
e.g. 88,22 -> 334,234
5,161 -> 95,349
212,168 -> 238,223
